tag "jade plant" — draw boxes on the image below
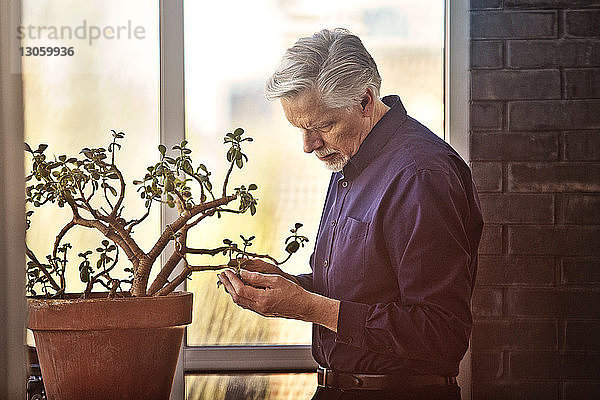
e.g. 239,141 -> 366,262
24,129 -> 308,298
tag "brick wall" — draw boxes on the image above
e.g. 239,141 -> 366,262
469,0 -> 600,399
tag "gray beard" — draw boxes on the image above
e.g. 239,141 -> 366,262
320,153 -> 349,172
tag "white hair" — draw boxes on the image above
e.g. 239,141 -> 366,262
265,28 -> 382,109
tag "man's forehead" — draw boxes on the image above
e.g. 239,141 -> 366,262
281,91 -> 339,128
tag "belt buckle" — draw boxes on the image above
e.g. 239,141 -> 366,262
317,367 -> 328,388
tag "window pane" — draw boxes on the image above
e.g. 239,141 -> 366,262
22,0 -> 160,296
186,373 -> 316,400
184,0 -> 444,345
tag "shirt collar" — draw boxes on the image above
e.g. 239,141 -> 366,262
342,95 -> 407,180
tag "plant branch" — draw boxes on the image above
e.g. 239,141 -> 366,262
52,220 -> 76,260
222,160 -> 235,197
155,259 -> 228,296
25,244 -> 61,292
84,246 -> 119,297
146,195 -> 236,263
72,215 -> 139,268
109,166 -> 126,219
125,205 -> 152,234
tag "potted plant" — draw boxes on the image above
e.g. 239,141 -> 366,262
25,128 -> 308,400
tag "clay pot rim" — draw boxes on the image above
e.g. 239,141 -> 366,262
28,291 -> 193,331
27,290 -> 188,304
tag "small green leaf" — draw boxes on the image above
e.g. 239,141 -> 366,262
248,184 -> 257,191
158,144 -> 167,155
80,269 -> 90,282
234,127 -> 244,136
285,241 -> 300,254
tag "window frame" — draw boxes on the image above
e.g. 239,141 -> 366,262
160,0 -> 471,398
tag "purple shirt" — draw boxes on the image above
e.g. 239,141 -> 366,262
295,95 -> 483,376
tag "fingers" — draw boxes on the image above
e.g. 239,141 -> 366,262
237,259 -> 281,275
218,270 -> 265,307
239,270 -> 278,288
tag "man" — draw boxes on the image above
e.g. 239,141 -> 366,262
218,28 -> 483,400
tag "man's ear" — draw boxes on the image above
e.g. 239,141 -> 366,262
360,88 -> 375,115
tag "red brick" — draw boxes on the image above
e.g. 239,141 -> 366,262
511,352 -> 600,380
509,226 -> 600,256
473,382 -> 558,400
472,287 -> 503,317
565,321 -> 600,351
472,162 -> 503,193
564,382 -> 600,400
472,70 -> 561,100
508,162 -> 600,192
472,352 -> 504,379
505,0 -> 600,9
472,320 -> 557,350
471,102 -> 503,130
479,194 -> 554,223
471,133 -> 559,161
565,11 -> 600,37
479,224 -> 503,254
508,100 -> 600,131
507,288 -> 600,317
471,0 -> 503,9
478,255 -> 555,285
471,41 -> 504,69
510,351 -> 561,379
565,69 -> 600,99
564,132 -> 600,160
508,40 -> 600,68
471,11 -> 557,39
561,258 -> 600,284
557,195 -> 600,224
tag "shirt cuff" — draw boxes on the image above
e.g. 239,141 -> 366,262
294,273 -> 313,292
335,300 -> 369,348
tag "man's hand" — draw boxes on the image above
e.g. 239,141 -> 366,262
229,259 -> 301,285
218,269 -> 340,332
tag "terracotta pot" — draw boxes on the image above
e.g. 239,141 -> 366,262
28,291 -> 193,400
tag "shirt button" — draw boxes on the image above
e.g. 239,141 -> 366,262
323,260 -> 328,267
331,220 -> 337,227
341,181 -> 348,188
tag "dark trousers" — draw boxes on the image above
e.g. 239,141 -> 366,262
311,384 -> 461,400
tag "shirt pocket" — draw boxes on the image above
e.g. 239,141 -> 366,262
328,217 -> 369,297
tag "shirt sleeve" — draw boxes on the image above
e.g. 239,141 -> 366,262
335,168 -> 480,364
294,273 -> 314,292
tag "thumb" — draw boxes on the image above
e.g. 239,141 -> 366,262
240,270 -> 275,288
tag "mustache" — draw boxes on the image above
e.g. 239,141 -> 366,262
314,147 -> 336,158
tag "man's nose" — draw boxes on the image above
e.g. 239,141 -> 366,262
302,131 -> 323,153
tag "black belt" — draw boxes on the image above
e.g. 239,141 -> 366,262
317,367 -> 457,391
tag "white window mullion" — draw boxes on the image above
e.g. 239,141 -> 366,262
159,0 -> 186,399
446,1 -> 471,399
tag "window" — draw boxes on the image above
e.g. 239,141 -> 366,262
179,0 -> 448,398
21,0 -> 161,296
19,0 -> 470,398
